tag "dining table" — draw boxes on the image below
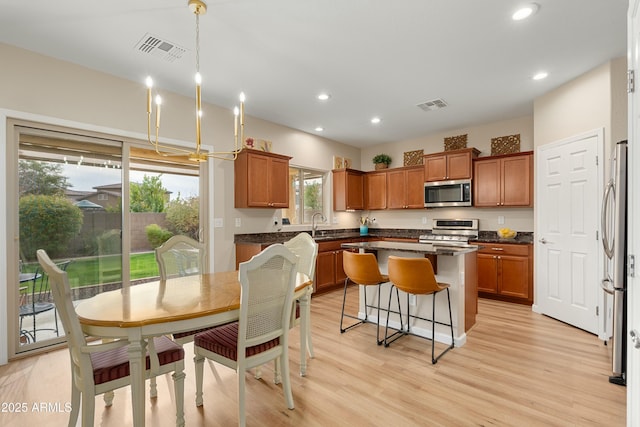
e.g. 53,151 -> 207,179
75,270 -> 312,427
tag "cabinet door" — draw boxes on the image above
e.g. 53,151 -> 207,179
446,151 -> 473,180
335,250 -> 348,285
269,156 -> 290,208
424,154 -> 447,182
315,251 -> 336,293
473,158 -> 501,207
246,153 -> 272,207
501,154 -> 532,207
405,167 -> 425,208
386,169 -> 406,209
477,253 -> 498,293
365,172 -> 387,210
346,173 -> 365,210
498,255 -> 530,299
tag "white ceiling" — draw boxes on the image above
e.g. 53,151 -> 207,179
0,0 -> 628,148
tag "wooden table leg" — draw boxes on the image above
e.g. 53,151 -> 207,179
128,331 -> 146,427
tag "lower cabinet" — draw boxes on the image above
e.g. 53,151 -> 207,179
315,239 -> 356,294
473,242 -> 533,305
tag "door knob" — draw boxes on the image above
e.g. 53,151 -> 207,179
631,330 -> 640,349
539,237 -> 548,244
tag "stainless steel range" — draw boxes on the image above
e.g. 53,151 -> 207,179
419,219 -> 479,246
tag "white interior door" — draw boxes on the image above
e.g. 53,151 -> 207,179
535,130 -> 602,335
627,0 -> 639,420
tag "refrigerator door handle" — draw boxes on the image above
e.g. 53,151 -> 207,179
601,179 -> 615,259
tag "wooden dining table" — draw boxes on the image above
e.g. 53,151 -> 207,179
75,270 -> 312,427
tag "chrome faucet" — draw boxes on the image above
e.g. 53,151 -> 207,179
311,212 -> 326,238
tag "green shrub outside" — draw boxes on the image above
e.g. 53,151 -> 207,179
145,223 -> 173,248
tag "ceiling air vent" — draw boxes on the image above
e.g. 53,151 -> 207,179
417,98 -> 448,112
135,33 -> 186,63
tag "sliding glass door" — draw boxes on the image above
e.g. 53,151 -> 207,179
9,123 -> 203,356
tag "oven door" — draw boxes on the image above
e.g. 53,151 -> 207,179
424,179 -> 472,207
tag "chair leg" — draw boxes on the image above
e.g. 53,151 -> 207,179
384,286 -> 405,347
376,284 -> 382,345
194,354 -> 205,407
68,383 -> 80,427
238,370 -> 247,427
103,391 -> 114,406
54,310 -> 60,337
172,369 -> 186,427
431,291 -> 437,364
82,389 -> 95,427
150,377 -> 158,398
340,279 -> 365,333
280,352 -> 294,410
306,300 -> 314,357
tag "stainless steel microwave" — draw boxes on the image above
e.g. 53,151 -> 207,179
424,179 -> 472,208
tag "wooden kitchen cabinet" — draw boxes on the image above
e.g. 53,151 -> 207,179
364,171 -> 387,210
473,242 -> 532,305
315,239 -> 359,293
333,169 -> 364,211
473,151 -> 533,207
386,165 -> 424,209
234,149 -> 292,208
423,148 -> 480,182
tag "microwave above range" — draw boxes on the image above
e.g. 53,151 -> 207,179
424,179 -> 472,208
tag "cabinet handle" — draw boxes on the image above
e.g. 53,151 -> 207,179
491,247 -> 504,251
496,202 -> 500,206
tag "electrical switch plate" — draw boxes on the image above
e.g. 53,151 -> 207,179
498,215 -> 505,225
332,217 -> 338,224
214,218 -> 224,228
422,217 -> 428,225
235,218 -> 241,227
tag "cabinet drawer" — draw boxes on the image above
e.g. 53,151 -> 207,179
475,243 -> 530,257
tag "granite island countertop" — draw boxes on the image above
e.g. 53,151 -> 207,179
341,240 -> 479,256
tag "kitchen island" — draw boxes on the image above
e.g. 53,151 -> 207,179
341,240 -> 478,347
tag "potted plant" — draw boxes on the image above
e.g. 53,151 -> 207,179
372,154 -> 392,170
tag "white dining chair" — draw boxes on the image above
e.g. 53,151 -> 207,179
37,249 -> 186,427
283,232 -> 318,375
193,244 -> 298,427
155,235 -> 210,344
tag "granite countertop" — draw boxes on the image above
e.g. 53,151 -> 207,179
341,240 -> 478,256
234,228 -> 534,245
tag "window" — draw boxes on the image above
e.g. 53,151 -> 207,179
282,167 -> 325,225
97,193 -> 108,201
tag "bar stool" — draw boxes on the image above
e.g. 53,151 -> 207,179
384,256 -> 454,364
340,251 -> 388,344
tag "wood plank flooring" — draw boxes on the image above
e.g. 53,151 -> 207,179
0,288 -> 626,426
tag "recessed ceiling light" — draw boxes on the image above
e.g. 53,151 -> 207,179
370,117 -> 381,124
512,3 -> 539,21
532,71 -> 548,80
317,93 -> 330,101
315,126 -> 324,132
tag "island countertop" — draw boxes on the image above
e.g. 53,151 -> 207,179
340,240 -> 479,255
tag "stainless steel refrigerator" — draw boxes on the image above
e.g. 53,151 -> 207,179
601,140 -> 628,386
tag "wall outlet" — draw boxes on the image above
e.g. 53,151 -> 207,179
235,218 -> 241,227
409,294 -> 417,306
332,216 -> 339,224
214,218 -> 224,228
498,215 -> 505,225
422,216 -> 428,225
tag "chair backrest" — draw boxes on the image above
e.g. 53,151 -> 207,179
29,259 -> 72,304
342,251 -> 386,285
238,244 -> 298,358
283,232 -> 319,280
36,250 -> 88,373
387,256 -> 439,294
155,235 -> 206,280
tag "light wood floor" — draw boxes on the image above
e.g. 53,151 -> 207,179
0,288 -> 626,426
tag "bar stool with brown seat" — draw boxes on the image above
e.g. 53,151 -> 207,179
340,251 -> 389,344
384,256 -> 454,364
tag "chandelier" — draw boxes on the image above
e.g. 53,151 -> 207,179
145,0 -> 243,162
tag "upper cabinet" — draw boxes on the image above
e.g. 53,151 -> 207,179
333,169 -> 364,211
387,165 -> 424,209
473,151 -> 533,207
423,148 -> 480,182
364,171 -> 387,210
234,149 -> 292,208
